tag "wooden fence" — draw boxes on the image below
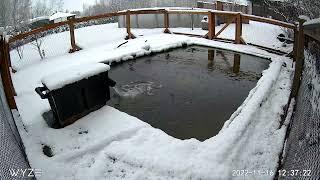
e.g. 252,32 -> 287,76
197,1 -> 248,14
0,8 -> 304,110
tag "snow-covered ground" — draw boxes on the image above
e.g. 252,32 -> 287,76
11,21 -> 294,179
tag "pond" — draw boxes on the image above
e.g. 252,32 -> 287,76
107,46 -> 270,141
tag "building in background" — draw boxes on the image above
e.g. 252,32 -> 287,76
28,12 -> 76,30
49,12 -> 76,23
29,16 -> 51,29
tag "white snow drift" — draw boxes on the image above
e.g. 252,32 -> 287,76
41,63 -> 110,91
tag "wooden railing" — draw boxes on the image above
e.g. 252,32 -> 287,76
7,9 -> 296,47
1,8 -> 303,109
0,34 -> 17,109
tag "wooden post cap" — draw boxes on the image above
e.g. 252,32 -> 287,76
298,15 -> 309,23
67,15 -> 76,21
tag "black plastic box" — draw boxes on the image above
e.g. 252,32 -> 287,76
36,71 -> 115,127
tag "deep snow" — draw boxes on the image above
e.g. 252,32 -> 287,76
41,63 -> 110,90
10,21 -> 294,180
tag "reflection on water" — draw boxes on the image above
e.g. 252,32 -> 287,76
233,54 -> 241,74
107,46 -> 270,141
113,81 -> 162,98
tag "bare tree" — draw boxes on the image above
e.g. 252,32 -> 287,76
31,0 -> 64,18
263,0 -> 320,22
0,0 -> 31,28
32,0 -> 51,18
0,0 -> 31,60
30,34 -> 45,60
49,0 -> 64,13
15,43 -> 24,60
0,0 -> 11,28
11,0 -> 31,59
29,0 -> 66,60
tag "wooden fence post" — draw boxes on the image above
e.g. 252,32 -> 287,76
68,16 -> 81,53
216,1 -> 225,24
126,10 -> 136,39
216,1 -> 223,11
208,49 -> 215,69
235,13 -> 242,44
207,12 -> 215,40
291,18 -> 306,97
164,11 -> 171,33
233,54 -> 241,73
0,34 -> 17,109
4,40 -> 12,68
197,1 -> 204,8
4,40 -> 16,96
208,49 -> 215,61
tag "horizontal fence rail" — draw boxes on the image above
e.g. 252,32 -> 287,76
8,21 -> 69,44
74,11 -> 127,23
241,14 -> 295,29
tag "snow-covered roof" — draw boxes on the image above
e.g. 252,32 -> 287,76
49,12 -> 75,21
304,18 -> 320,26
41,63 -> 110,91
217,0 -> 249,6
29,16 -> 50,23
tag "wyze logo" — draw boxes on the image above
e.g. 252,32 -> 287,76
9,168 -> 42,177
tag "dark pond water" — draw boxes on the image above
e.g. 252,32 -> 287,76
107,46 -> 270,141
